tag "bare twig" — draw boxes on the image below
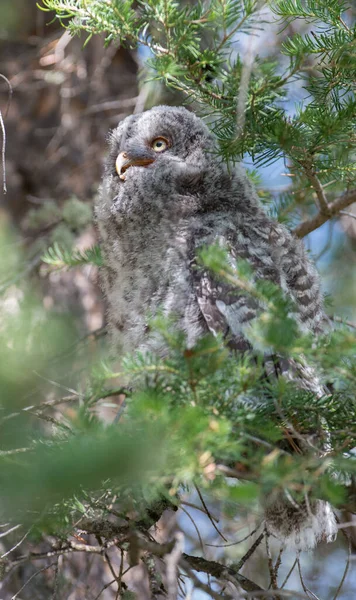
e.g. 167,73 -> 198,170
206,523 -> 262,548
0,109 -> 6,194
0,74 -> 13,117
0,253 -> 42,294
281,558 -> 297,589
11,562 -> 57,600
166,532 -> 184,600
235,532 -> 265,571
32,371 -> 83,398
181,500 -> 219,522
265,532 -> 280,599
25,409 -> 73,434
297,557 -> 320,600
332,522 -> 352,600
0,524 -> 22,538
180,506 -> 205,555
93,578 -> 117,600
339,210 -> 356,220
293,189 -> 356,237
9,538 -> 119,569
194,484 -> 228,541
0,394 -> 79,426
103,550 -> 119,584
85,96 -> 140,114
1,524 -> 34,559
0,73 -> 13,194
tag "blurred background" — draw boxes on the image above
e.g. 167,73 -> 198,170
0,1 -> 355,598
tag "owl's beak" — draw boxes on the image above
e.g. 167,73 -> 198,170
116,151 -> 154,181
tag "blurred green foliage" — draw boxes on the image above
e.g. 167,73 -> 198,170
0,0 -> 36,35
0,235 -> 355,530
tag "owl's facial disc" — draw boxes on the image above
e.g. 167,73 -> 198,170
116,151 -> 155,181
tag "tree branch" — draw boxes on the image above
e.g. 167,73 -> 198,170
182,553 -> 276,599
293,189 -> 356,238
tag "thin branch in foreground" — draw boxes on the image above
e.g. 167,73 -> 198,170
103,549 -> 120,586
194,484 -> 228,541
0,73 -> 13,194
236,532 -> 265,571
297,558 -> 320,600
1,524 -> 34,559
181,500 -> 219,522
180,506 -> 205,555
293,189 -> 356,238
281,558 -> 297,589
332,520 -> 352,600
182,552 -> 272,598
11,561 -> 57,600
339,210 -> 356,220
206,523 -> 262,548
166,532 -> 184,600
0,109 -> 6,193
0,524 -> 22,539
0,74 -> 13,118
93,577 -> 117,600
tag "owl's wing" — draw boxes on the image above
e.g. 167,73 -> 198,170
190,236 -> 325,397
190,238 -> 259,354
269,224 -> 328,335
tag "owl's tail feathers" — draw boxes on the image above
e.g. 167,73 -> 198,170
264,496 -> 337,551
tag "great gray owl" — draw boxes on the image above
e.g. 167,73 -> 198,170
96,105 -> 337,551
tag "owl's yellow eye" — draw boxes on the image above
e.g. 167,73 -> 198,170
151,137 -> 168,152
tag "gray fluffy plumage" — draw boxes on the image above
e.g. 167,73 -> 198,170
96,105 -> 337,550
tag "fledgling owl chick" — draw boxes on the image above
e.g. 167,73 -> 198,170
96,105 -> 337,550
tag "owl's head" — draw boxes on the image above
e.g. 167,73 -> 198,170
105,105 -> 215,185
100,106 -> 256,220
